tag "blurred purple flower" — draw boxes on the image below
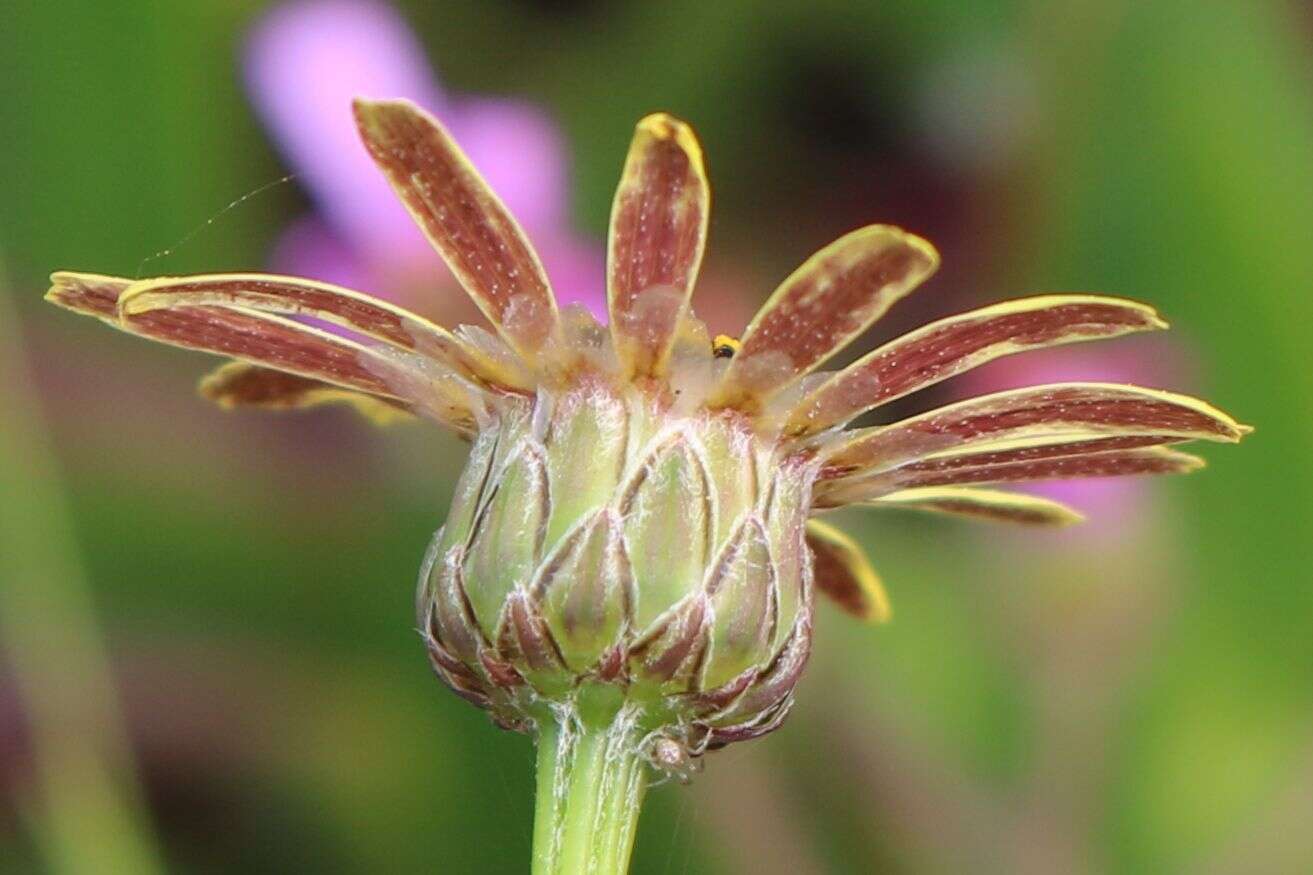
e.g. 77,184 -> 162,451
244,0 -> 604,316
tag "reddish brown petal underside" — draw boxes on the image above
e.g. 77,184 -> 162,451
117,272 -> 519,386
787,295 -> 1167,434
804,520 -> 890,623
896,434 -> 1174,472
123,304 -> 407,398
893,446 -> 1205,488
818,446 -> 1205,506
824,383 -> 1246,476
715,225 -> 938,408
608,113 -> 710,379
198,361 -> 415,425
50,272 -> 422,402
352,98 -> 558,357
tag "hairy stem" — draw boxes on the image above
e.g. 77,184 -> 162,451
532,706 -> 648,875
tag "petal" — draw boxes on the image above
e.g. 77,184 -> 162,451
352,98 -> 559,357
805,519 -> 890,623
896,433 -> 1176,471
607,113 -> 710,379
45,271 -> 129,321
116,271 -> 523,389
121,303 -> 408,396
787,294 -> 1167,435
48,272 -> 458,414
823,382 -> 1247,477
714,225 -> 939,407
819,446 -> 1206,505
198,361 -> 415,426
866,486 -> 1084,526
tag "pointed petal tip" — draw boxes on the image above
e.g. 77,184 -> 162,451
351,95 -> 425,127
46,270 -> 89,297
1124,300 -> 1168,331
896,226 -> 941,271
352,92 -> 559,356
1054,508 -> 1086,527
352,95 -> 455,141
860,592 -> 893,624
1092,294 -> 1168,330
636,111 -> 685,129
1181,396 -> 1248,442
864,486 -> 1087,527
1002,382 -> 1250,443
861,593 -> 892,624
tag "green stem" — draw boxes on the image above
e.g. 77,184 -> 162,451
0,272 -> 164,873
532,707 -> 648,875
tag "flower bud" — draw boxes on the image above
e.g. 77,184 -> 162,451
417,382 -> 815,753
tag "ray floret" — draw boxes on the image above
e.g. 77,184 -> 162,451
863,486 -> 1084,526
787,294 -> 1168,435
607,113 -> 710,380
352,97 -> 560,359
713,224 -> 940,408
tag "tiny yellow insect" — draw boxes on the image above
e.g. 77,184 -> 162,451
712,334 -> 741,359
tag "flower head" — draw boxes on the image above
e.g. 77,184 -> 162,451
46,100 -> 1248,765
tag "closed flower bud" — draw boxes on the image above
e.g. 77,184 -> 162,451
417,380 -> 817,751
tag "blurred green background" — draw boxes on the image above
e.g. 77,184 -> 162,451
2,1 -> 1310,873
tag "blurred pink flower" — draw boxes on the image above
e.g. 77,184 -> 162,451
244,0 -> 604,317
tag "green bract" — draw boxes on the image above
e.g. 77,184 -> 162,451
418,384 -> 814,758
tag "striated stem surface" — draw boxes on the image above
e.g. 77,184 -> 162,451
532,701 -> 648,875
